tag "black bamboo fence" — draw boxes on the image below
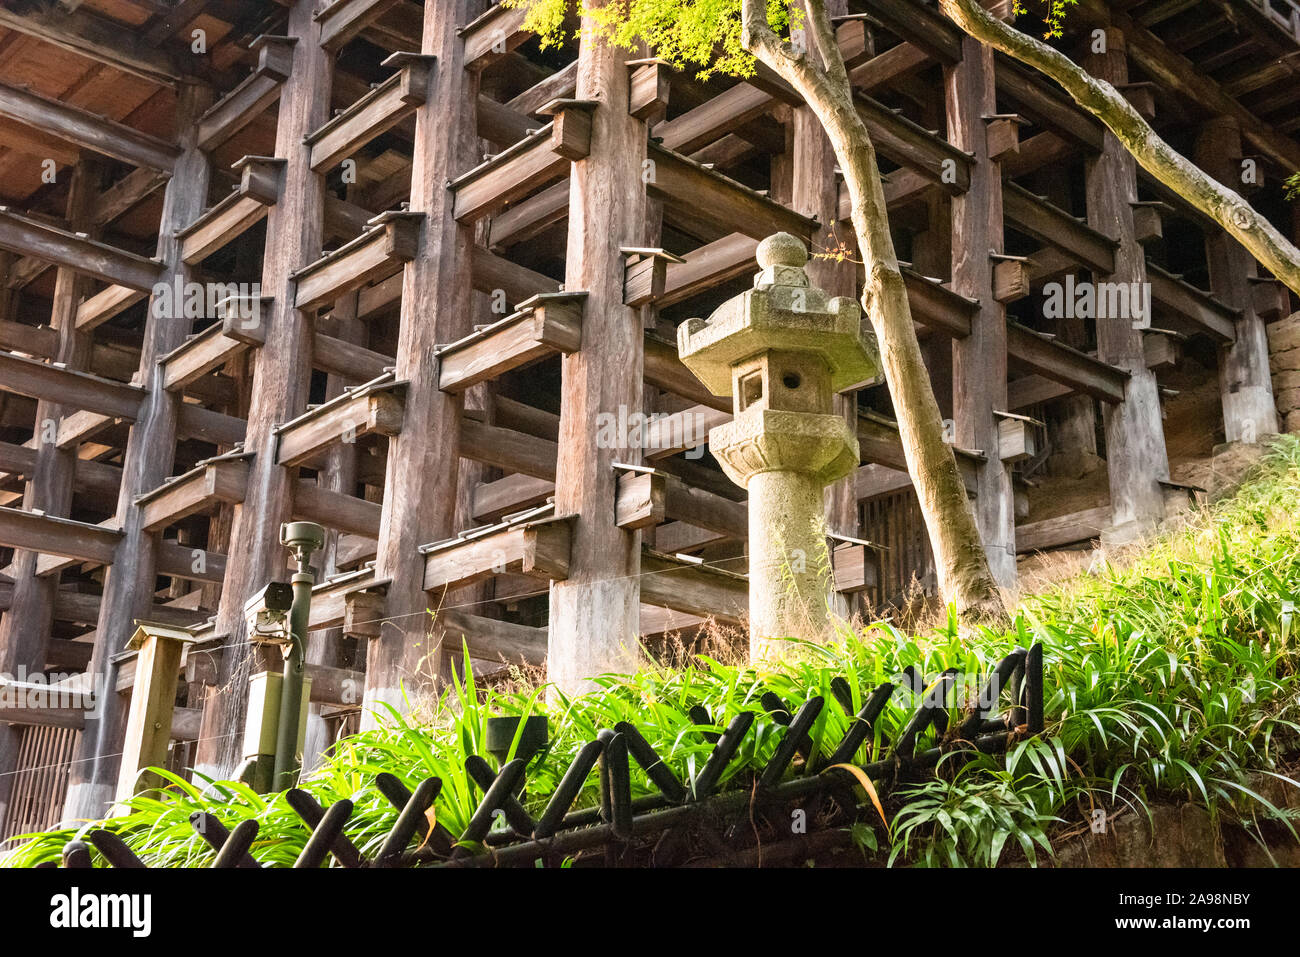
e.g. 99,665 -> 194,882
48,643 -> 1044,868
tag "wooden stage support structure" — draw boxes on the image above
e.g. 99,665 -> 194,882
0,0 -> 1295,832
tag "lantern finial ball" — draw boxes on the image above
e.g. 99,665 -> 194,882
755,232 -> 807,270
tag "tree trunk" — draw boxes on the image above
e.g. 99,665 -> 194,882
740,0 -> 1009,624
940,0 -> 1300,298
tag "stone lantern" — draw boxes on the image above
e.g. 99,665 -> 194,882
678,233 -> 880,660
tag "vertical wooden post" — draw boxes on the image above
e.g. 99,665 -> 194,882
63,86 -> 211,822
1195,116 -> 1280,445
1084,29 -> 1170,540
113,624 -> 197,808
364,0 -> 480,723
945,37 -> 1016,587
547,6 -> 649,692
197,0 -> 332,777
3,157 -> 106,824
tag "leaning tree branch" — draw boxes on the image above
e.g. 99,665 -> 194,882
939,0 -> 1300,297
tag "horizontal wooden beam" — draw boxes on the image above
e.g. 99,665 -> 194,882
157,540 -> 227,584
0,7 -> 184,87
275,379 -> 405,467
1005,323 -> 1128,404
422,514 -> 572,592
1147,265 -> 1238,342
306,54 -> 436,172
1003,183 -> 1115,274
0,208 -> 163,292
0,507 -> 120,564
659,232 -> 757,309
639,548 -> 747,625
293,211 -> 422,311
460,2 -> 531,69
176,404 -> 247,447
136,457 -> 250,532
76,284 -> 148,332
196,35 -> 298,151
855,93 -> 972,192
161,301 -> 271,392
294,481 -> 382,539
178,157 -> 284,265
312,331 -> 392,383
647,143 -> 817,242
469,243 -> 559,308
472,472 -> 555,523
459,417 -> 557,480
450,115 -> 589,223
1016,504 -> 1110,553
317,0 -> 404,51
437,292 -> 584,393
0,349 -> 143,419
0,80 -> 178,171
436,608 -> 547,667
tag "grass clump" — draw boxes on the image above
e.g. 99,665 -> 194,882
9,438 -> 1300,868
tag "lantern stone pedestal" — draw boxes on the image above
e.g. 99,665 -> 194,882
678,233 -> 880,659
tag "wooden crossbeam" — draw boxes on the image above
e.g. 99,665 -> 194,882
487,180 -> 569,247
1003,183 -> 1115,274
0,441 -> 120,498
459,417 -> 557,480
450,113 -> 591,223
473,473 -> 555,523
0,6 -> 185,87
76,285 -> 147,332
275,378 -> 406,468
460,1 -> 531,69
196,35 -> 298,150
656,82 -> 778,154
176,404 -> 247,447
157,540 -> 227,584
1006,323 -> 1127,404
0,208 -> 163,292
644,334 -> 730,412
1147,265 -> 1238,342
422,514 -> 573,592
306,53 -> 436,172
858,413 -> 980,492
293,211 -> 422,311
437,292 -> 584,393
647,143 -> 816,242
308,568 -> 389,637
0,507 -> 120,564
294,481 -> 382,539
436,608 -> 547,667
659,233 -> 757,309
643,405 -> 728,459
136,456 -> 250,532
161,300 -> 271,392
469,244 -> 560,308
0,81 -> 178,172
854,0 -> 965,64
903,267 -> 977,337
312,331 -> 392,383
178,157 -> 284,265
0,350 -> 143,419
55,411 -> 123,450
639,548 -> 747,625
855,93 -> 972,192
316,0 -> 404,51
1016,504 -> 1110,553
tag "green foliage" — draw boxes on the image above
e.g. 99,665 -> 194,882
10,438 -> 1300,868
1286,172 -> 1300,202
502,0 -> 796,80
1011,0 -> 1080,39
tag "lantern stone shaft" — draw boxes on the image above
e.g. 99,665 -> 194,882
677,233 -> 880,659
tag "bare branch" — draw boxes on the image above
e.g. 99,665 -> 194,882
803,0 -> 849,87
939,0 -> 1300,297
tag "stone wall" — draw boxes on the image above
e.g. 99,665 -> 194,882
1267,312 -> 1300,433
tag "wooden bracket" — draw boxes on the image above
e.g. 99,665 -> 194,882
982,113 -> 1025,162
626,59 -> 671,123
622,247 -> 686,307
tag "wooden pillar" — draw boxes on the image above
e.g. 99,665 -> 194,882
113,624 -> 197,807
303,292 -> 363,770
546,8 -> 649,692
1,157 -> 101,824
196,0 -> 332,777
1195,116 -> 1280,445
1084,29 -> 1169,539
945,37 -> 1016,587
363,0 -> 480,723
63,87 -> 211,821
